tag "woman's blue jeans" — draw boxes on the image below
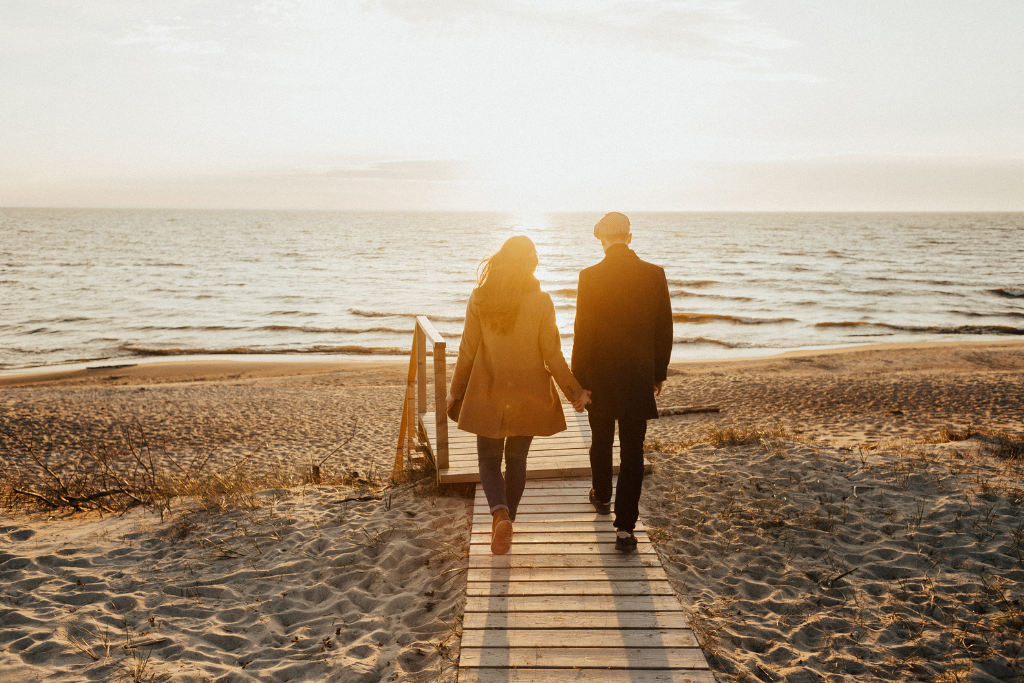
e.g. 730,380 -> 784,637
477,435 -> 534,521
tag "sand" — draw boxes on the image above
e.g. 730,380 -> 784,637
1,483 -> 472,682
2,340 -> 1023,681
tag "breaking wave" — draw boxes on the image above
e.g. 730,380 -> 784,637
670,290 -> 754,302
673,337 -> 769,349
815,321 -> 1024,335
119,344 -> 417,357
991,288 -> 1024,299
259,324 -> 410,335
350,308 -> 466,323
673,313 -> 796,325
667,279 -> 717,287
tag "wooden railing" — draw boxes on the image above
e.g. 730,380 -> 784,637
393,316 -> 449,480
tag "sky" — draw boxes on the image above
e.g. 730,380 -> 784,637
1,1 -> 1022,211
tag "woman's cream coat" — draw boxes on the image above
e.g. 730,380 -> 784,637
450,287 -> 583,439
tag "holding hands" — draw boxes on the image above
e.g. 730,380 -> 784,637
572,389 -> 592,413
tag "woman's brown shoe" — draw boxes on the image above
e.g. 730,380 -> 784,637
491,509 -> 513,555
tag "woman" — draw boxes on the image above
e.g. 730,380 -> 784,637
446,236 -> 590,555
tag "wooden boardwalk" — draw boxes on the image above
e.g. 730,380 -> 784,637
423,404 -> 637,484
400,319 -> 710,680
461,478 -> 713,683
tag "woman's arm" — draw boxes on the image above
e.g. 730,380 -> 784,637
539,294 -> 584,404
449,291 -> 481,400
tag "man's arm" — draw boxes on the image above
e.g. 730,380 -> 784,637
653,267 -> 673,384
571,272 -> 593,390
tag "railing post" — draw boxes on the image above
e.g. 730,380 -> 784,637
412,316 -> 449,479
416,323 -> 427,417
404,332 -> 416,465
433,338 -> 449,471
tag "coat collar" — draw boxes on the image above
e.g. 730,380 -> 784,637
601,242 -> 638,262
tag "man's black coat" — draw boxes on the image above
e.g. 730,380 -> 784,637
571,243 -> 674,420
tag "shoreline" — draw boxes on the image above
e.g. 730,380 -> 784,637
3,337 -> 1023,388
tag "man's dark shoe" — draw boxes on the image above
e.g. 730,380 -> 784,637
589,488 -> 611,515
614,530 -> 638,552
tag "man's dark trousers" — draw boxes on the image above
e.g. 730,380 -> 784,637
589,413 -> 646,533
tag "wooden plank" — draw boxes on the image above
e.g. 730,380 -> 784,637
475,493 -> 596,504
462,611 -> 690,630
469,532 -> 633,544
444,446 -> 598,456
510,485 -> 603,495
433,339 -> 449,472
469,542 -> 654,556
427,433 -> 598,447
466,581 -> 676,597
461,629 -> 699,649
464,595 -> 684,613
415,315 -> 445,346
470,522 -> 645,534
445,450 -> 598,462
446,456 -> 600,469
466,566 -> 668,583
393,331 -> 418,480
468,554 -> 662,569
432,430 -> 594,443
460,669 -> 715,683
476,512 -> 625,522
445,443 -> 596,456
473,504 -> 619,515
484,479 -> 612,490
475,494 -> 601,506
440,465 -> 601,485
459,646 -> 708,669
416,324 -> 427,416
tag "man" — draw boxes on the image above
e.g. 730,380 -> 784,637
571,212 -> 673,552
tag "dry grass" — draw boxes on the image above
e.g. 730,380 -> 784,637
646,420 -> 804,454
929,425 -> 1024,461
0,417 -> 442,517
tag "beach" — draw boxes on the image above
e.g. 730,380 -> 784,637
2,340 -> 1024,681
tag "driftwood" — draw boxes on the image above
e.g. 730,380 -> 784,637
657,405 -> 722,417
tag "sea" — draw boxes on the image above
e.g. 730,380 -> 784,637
1,209 -> 1022,372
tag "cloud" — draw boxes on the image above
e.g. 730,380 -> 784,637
360,0 -> 814,78
115,21 -> 224,54
285,160 -> 477,183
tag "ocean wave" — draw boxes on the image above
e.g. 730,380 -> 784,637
673,336 -> 767,349
269,310 -> 318,317
133,324 -> 248,331
814,321 -> 875,328
118,343 -> 424,357
259,324 -> 411,335
991,288 -> 1024,299
550,288 -> 577,296
816,321 -> 1024,335
350,308 -> 466,323
951,310 -> 1024,319
666,279 -> 717,287
673,313 -> 795,325
670,290 -> 754,302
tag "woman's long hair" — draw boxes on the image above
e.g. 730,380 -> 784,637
475,235 -> 539,334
